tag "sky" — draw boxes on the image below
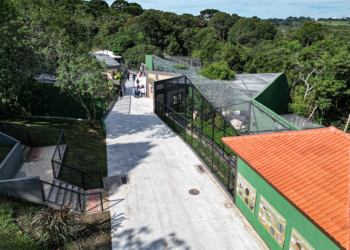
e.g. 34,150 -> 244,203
105,0 -> 350,19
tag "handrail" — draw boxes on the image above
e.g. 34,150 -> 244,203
40,180 -> 104,212
30,130 -> 63,135
0,122 -> 29,132
53,161 -> 101,175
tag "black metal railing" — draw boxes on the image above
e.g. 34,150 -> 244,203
0,122 -> 63,148
53,162 -> 103,190
156,99 -> 237,198
0,122 -> 104,190
40,180 -> 104,213
102,95 -> 117,119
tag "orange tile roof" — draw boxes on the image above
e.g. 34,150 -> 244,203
222,127 -> 350,249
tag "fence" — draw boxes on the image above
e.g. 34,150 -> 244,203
156,99 -> 237,198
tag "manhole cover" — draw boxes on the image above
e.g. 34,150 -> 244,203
189,189 -> 200,195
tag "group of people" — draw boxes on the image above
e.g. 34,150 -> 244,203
133,78 -> 145,98
127,69 -> 146,81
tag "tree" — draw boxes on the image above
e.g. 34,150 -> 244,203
228,17 -> 277,47
88,0 -> 109,16
198,61 -> 236,80
55,52 -> 113,125
108,31 -> 136,55
297,22 -> 324,47
124,3 -> 143,16
123,44 -> 162,66
208,12 -> 231,41
200,9 -> 219,21
110,0 -> 129,12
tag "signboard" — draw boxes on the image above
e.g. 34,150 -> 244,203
289,228 -> 315,250
258,196 -> 287,248
236,173 -> 257,213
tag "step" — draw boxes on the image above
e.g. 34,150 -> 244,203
63,184 -> 73,208
70,186 -> 81,212
47,180 -> 60,203
56,182 -> 67,205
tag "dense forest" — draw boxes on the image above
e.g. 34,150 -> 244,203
1,0 -> 350,129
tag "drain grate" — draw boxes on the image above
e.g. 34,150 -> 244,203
120,176 -> 128,184
189,189 -> 200,195
197,165 -> 205,172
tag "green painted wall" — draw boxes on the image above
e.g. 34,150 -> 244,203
253,73 -> 290,115
145,55 -> 154,71
236,158 -> 340,250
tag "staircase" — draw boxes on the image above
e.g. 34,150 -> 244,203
42,179 -> 104,213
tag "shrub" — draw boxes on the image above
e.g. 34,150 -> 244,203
172,64 -> 188,69
32,203 -> 77,246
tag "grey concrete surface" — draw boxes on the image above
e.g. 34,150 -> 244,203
0,132 -> 20,145
15,146 -> 56,183
0,176 -> 43,204
0,143 -> 24,180
105,76 -> 268,250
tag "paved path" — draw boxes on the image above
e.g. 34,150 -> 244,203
105,76 -> 268,250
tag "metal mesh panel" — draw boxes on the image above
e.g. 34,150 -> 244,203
280,114 -> 325,130
152,56 -> 201,75
152,56 -> 296,135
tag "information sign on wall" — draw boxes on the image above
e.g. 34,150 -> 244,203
236,173 -> 257,213
289,228 -> 315,250
258,196 -> 287,248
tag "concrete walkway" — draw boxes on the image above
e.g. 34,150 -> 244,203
105,76 -> 268,250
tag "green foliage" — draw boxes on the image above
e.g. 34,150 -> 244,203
297,22 -> 324,47
208,12 -> 233,41
32,203 -> 77,246
55,52 -> 113,122
199,61 -> 236,80
108,31 -> 136,55
228,17 -> 277,47
123,44 -> 162,66
0,204 -> 43,249
172,64 -> 188,69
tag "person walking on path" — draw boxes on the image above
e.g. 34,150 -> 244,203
127,70 -> 130,81
132,72 -> 136,82
120,88 -> 123,99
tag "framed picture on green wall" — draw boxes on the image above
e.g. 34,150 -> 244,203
237,173 -> 257,213
258,196 -> 287,248
289,228 -> 315,250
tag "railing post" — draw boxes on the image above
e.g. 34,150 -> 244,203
212,109 -> 215,172
58,142 -> 62,160
227,159 -> 231,191
62,131 -> 66,145
81,172 -> 85,190
100,171 -> 103,188
233,156 -> 238,203
40,181 -> 45,202
78,193 -> 82,212
52,161 -> 56,178
100,193 -> 104,211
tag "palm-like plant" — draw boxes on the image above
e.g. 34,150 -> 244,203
32,203 -> 77,246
